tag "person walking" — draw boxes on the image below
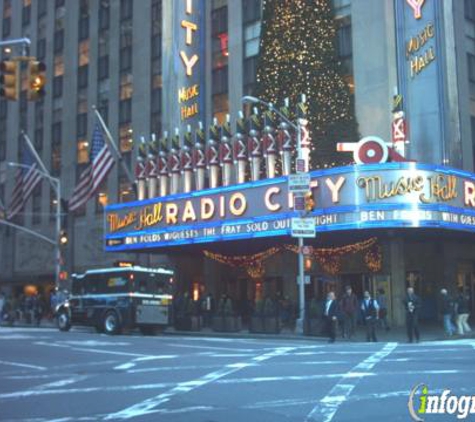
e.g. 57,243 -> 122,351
376,288 -> 390,331
404,287 -> 421,343
340,286 -> 358,340
361,290 -> 379,342
440,288 -> 456,337
323,291 -> 339,343
455,288 -> 471,335
200,293 -> 215,328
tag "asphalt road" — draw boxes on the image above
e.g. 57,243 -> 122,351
0,326 -> 474,422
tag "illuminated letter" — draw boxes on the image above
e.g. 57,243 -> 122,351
265,187 -> 282,212
229,193 -> 247,216
180,51 -> 199,76
201,197 -> 215,220
219,196 -> 225,218
186,0 -> 193,14
182,200 -> 197,222
166,203 -> 178,224
325,176 -> 346,203
464,181 -> 475,207
181,20 -> 198,45
406,0 -> 425,19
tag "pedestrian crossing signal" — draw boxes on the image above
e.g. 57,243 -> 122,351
27,60 -> 46,101
0,60 -> 20,100
304,192 -> 315,213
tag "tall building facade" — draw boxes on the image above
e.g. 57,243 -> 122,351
1,0 -> 475,326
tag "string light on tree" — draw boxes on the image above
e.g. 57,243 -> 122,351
255,0 -> 359,169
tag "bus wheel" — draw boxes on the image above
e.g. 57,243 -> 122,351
139,325 -> 158,336
57,310 -> 71,332
103,311 -> 121,335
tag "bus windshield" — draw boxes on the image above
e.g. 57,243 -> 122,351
133,271 -> 173,295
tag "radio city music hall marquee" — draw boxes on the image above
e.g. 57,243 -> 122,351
104,163 -> 475,251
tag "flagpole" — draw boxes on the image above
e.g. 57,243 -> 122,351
21,131 -> 49,176
92,106 -> 135,186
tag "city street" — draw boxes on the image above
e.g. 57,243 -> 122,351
0,327 -> 474,421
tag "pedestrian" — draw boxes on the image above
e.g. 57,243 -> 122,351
0,291 -> 5,323
440,288 -> 456,337
339,285 -> 358,340
200,292 -> 215,327
361,291 -> 379,342
404,287 -> 421,343
323,291 -> 339,343
455,288 -> 472,335
376,288 -> 390,331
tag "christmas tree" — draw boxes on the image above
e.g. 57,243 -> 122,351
255,0 -> 358,168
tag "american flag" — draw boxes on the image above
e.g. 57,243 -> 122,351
6,141 -> 43,220
68,122 -> 115,212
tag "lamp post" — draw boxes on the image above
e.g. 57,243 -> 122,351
7,162 -> 62,290
242,95 -> 307,334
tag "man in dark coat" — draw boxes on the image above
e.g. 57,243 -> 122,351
323,291 -> 339,343
340,286 -> 358,340
403,287 -> 421,343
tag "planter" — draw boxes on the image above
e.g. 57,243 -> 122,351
213,316 -> 241,332
249,316 -> 281,334
304,318 -> 324,336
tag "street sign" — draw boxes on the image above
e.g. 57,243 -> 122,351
291,217 -> 316,238
294,195 -> 305,211
296,158 -> 306,173
288,173 -> 310,194
301,245 -> 313,256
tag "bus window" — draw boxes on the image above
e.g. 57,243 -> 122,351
133,273 -> 172,295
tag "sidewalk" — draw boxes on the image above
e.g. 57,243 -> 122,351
1,318 -> 474,343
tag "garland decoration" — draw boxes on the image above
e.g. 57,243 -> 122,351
204,238 -> 382,277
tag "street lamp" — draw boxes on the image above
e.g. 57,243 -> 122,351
242,95 -> 307,334
7,161 -> 62,290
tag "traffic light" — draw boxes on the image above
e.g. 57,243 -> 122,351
59,230 -> 68,245
304,192 -> 315,213
0,60 -> 19,100
27,60 -> 46,101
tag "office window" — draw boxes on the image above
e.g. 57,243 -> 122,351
99,0 -> 110,30
119,124 -> 133,153
466,0 -> 475,20
243,21 -> 260,58
151,0 -> 162,35
213,94 -> 228,124
78,40 -> 90,66
151,34 -> 161,60
151,88 -> 161,114
243,56 -> 258,89
211,6 -> 227,36
98,55 -> 109,80
38,0 -> 47,17
53,76 -> 63,98
242,0 -> 261,24
79,0 -> 89,17
77,65 -> 88,89
97,99 -> 108,125
0,101 -> 6,118
468,53 -> 475,99
77,139 -> 89,164
34,128 -> 43,152
2,17 -> 11,37
119,99 -> 132,124
32,185 -> 42,225
119,178 -> 134,203
121,0 -> 133,20
95,181 -> 108,213
54,29 -> 64,53
22,4 -> 31,26
37,39 -> 46,60
55,0 -> 65,7
120,74 -> 133,100
51,143 -> 61,177
54,55 -> 64,77
336,17 -> 353,77
0,120 -> 6,161
212,67 -> 228,95
77,113 -> 87,138
35,103 -> 44,128
120,47 -> 132,73
79,17 -> 89,41
150,114 -> 161,138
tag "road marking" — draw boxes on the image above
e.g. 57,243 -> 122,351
104,346 -> 295,420
114,355 -> 178,370
166,343 -> 257,352
0,360 -> 47,370
305,342 -> 397,422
